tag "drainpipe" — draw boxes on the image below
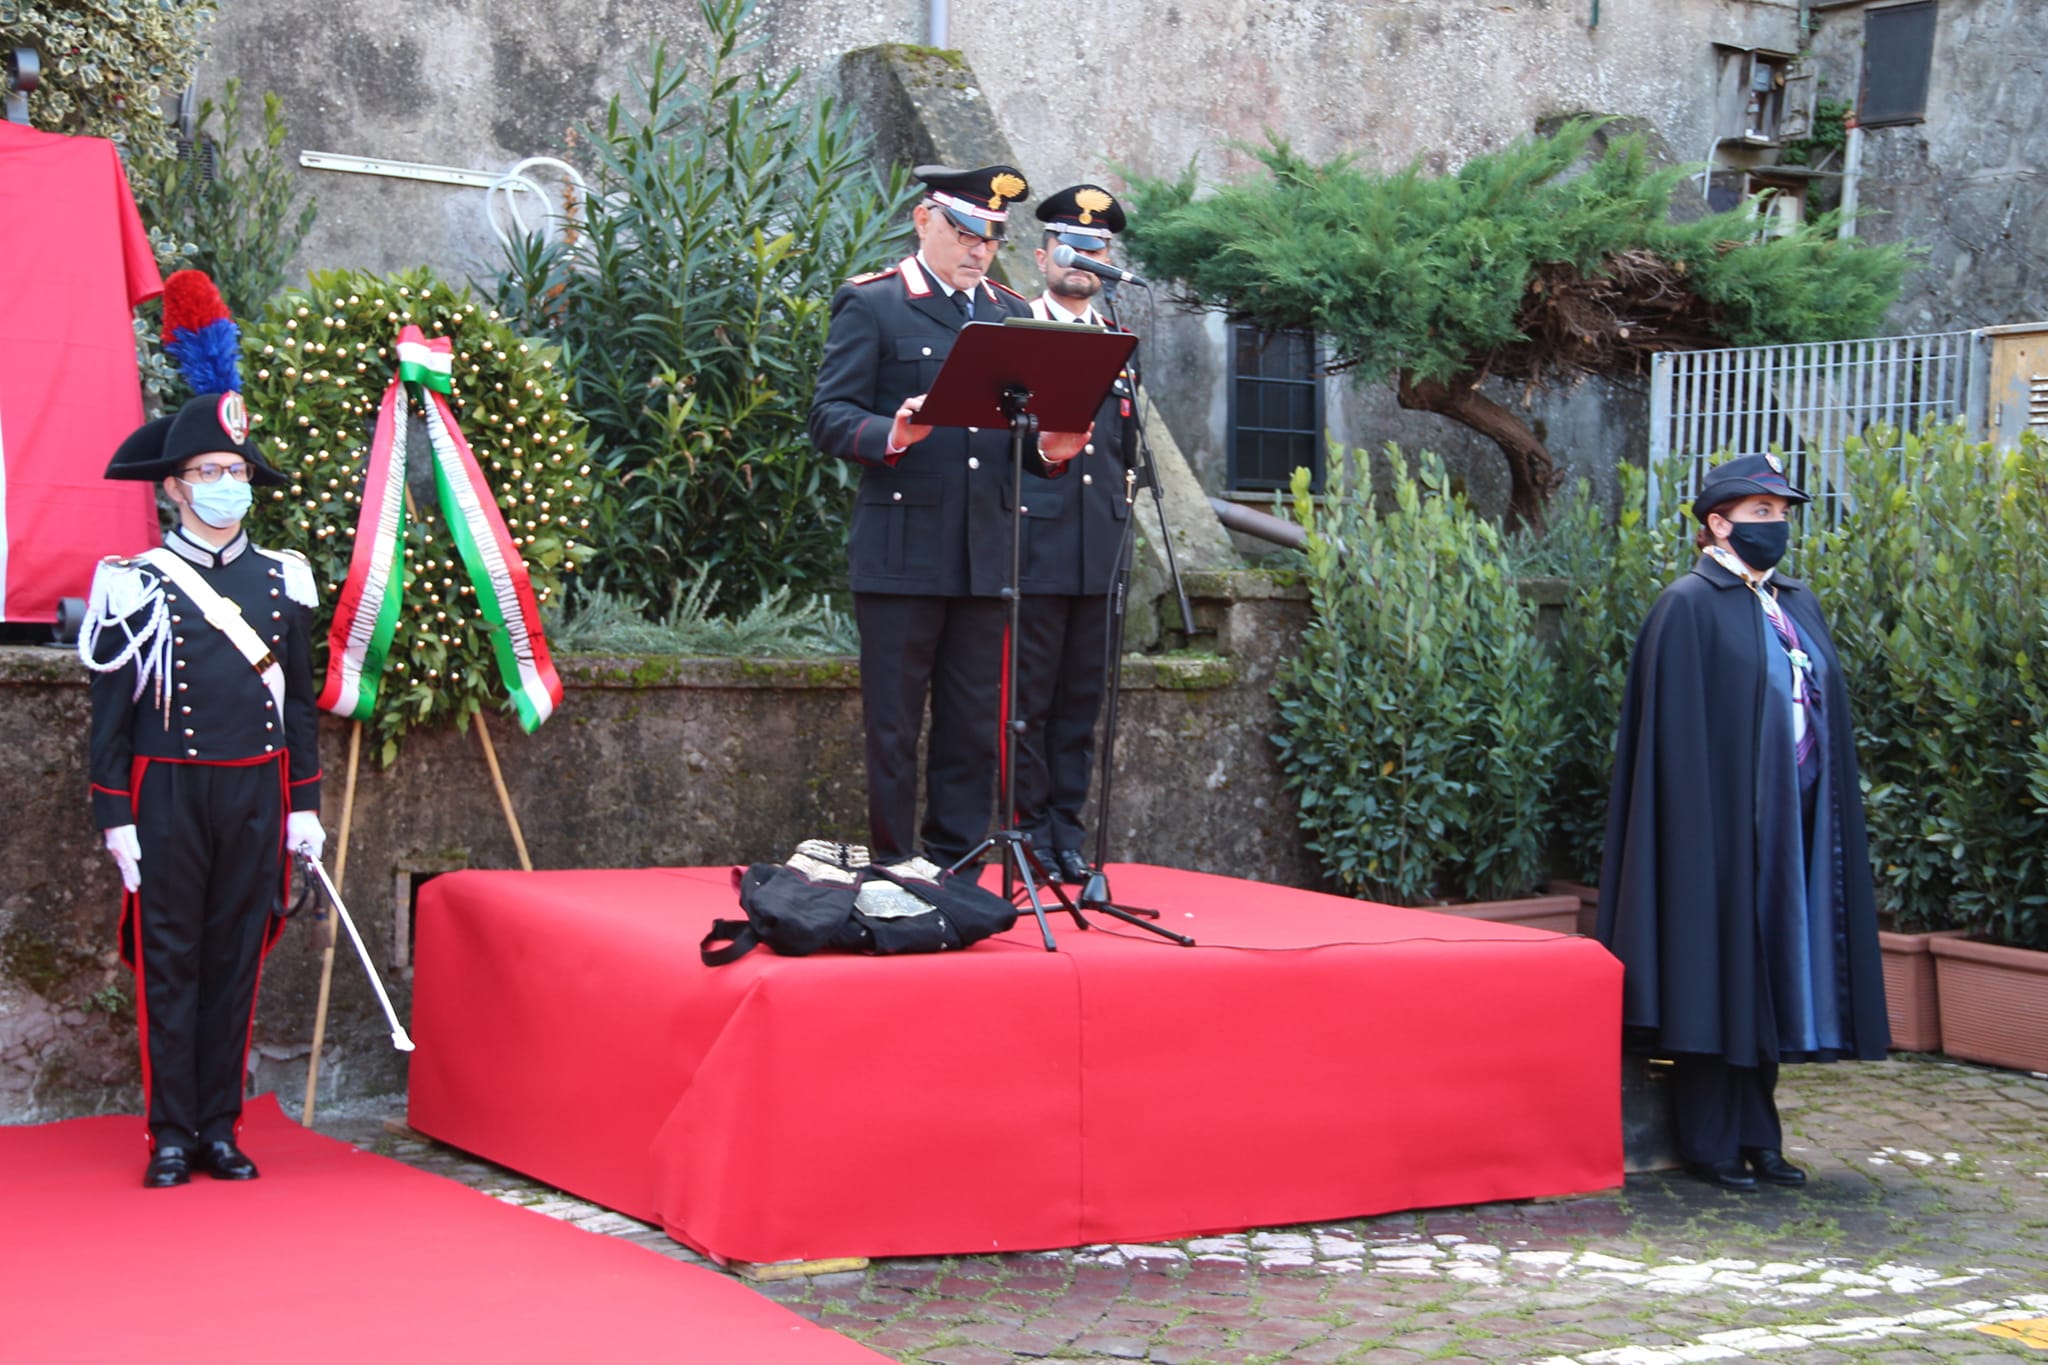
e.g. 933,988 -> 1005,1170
929,0 -> 948,47
1837,114 -> 1863,239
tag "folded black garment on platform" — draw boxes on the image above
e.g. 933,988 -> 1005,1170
701,843 -> 1016,965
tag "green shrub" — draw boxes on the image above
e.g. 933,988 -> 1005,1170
493,0 -> 914,615
129,80 -> 318,323
1275,445 -> 1563,904
1541,463 -> 1690,881
1803,423 -> 2048,949
0,0 -> 214,160
545,574 -> 857,658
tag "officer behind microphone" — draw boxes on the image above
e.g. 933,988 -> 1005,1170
1012,184 -> 1140,884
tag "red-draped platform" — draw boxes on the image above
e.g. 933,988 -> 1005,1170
0,1097 -> 884,1364
409,864 -> 1622,1265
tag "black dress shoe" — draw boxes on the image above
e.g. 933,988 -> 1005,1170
199,1139 -> 260,1181
143,1146 -> 191,1189
1745,1148 -> 1807,1186
1051,849 -> 1092,884
1682,1158 -> 1758,1191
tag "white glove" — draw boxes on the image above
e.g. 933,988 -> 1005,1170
288,810 -> 327,863
104,825 -> 142,893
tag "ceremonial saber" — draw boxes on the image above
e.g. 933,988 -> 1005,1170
298,852 -> 415,1052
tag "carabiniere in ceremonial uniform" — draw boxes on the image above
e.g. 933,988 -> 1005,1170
810,164 -> 1091,868
81,391 -> 325,1188
1012,184 -> 1141,884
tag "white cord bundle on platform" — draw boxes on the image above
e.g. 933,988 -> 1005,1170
75,560 -> 171,725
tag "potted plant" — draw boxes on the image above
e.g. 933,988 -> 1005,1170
1807,425 -> 2048,1069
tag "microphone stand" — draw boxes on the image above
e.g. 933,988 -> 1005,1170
1070,285 -> 1193,942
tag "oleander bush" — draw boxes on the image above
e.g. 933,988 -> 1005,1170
493,0 -> 915,616
1275,444 -> 1563,904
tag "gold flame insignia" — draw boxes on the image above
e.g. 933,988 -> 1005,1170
1075,187 -> 1112,225
989,172 -> 1027,209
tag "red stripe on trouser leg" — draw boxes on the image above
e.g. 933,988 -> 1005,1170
126,757 -> 156,1149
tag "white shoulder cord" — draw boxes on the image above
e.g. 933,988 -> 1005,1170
76,562 -> 173,726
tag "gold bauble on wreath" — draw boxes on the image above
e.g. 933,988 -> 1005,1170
240,267 -> 596,765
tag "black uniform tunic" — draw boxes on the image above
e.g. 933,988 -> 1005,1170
807,255 -> 1037,863
1010,295 -> 1138,855
86,527 -> 322,1147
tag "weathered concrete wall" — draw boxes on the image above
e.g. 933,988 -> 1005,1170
1805,0 -> 2048,335
190,0 -> 1809,520
0,571 -> 1315,1122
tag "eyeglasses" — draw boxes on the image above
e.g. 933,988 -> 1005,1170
179,461 -> 254,484
951,227 -> 1002,253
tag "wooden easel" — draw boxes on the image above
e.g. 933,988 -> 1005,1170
299,710 -> 532,1125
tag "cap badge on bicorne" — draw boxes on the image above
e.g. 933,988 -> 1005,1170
988,171 -> 1027,211
217,392 -> 250,445
1075,188 -> 1113,226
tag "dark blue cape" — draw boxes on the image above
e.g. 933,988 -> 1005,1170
1594,554 -> 1890,1065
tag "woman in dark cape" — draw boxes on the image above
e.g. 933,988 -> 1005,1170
1595,454 -> 1889,1190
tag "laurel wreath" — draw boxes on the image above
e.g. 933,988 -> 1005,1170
239,267 -> 595,763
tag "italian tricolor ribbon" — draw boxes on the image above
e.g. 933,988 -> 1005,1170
319,326 -> 564,732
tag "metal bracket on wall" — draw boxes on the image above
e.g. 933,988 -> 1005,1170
299,150 -> 502,187
298,151 -> 586,251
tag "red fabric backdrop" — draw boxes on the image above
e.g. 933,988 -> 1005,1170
409,864 -> 1623,1265
0,123 -> 161,622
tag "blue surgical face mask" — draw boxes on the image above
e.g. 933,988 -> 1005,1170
181,475 -> 254,529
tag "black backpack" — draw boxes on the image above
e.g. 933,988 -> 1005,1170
701,843 -> 1018,965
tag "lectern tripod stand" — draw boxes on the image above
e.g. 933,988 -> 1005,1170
920,319 -> 1193,950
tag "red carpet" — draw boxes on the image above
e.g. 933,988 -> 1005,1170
0,1096 -> 885,1364
409,863 -> 1623,1265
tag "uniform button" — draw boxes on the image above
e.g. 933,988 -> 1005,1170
969,426 -> 979,434
1084,443 -> 1095,455
171,615 -> 183,624
1083,473 -> 1094,485
181,706 -> 192,715
265,722 -> 275,731
1020,505 -> 1030,515
892,491 -> 903,502
268,568 -> 281,577
183,728 -> 195,737
173,637 -> 184,646
272,610 -> 282,620
921,346 -> 932,357
177,682 -> 189,692
186,748 -> 198,757
270,589 -> 280,598
175,660 -> 185,669
166,593 -> 178,603
264,700 -> 274,709
967,457 -> 979,470
264,744 -> 275,753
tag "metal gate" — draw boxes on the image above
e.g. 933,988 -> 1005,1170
1647,329 -> 1990,520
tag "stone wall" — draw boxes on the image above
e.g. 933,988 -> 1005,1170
1805,0 -> 2048,336
0,572 -> 1315,1122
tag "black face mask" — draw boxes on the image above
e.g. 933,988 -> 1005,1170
1725,519 -> 1790,571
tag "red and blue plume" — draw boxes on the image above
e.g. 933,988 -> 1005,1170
160,269 -> 242,395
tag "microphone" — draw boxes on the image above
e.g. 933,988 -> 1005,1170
1052,243 -> 1150,287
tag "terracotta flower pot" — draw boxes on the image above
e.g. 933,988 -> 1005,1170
1877,929 -> 1965,1052
1424,894 -> 1583,935
1929,935 -> 2048,1074
1549,880 -> 1602,937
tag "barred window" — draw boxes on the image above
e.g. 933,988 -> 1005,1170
1228,326 -> 1324,492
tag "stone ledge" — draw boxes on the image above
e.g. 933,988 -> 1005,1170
3,645 -> 1235,694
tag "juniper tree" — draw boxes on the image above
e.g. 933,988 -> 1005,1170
1123,121 -> 1911,528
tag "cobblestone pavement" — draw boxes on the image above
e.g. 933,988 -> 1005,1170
315,1055 -> 2048,1364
